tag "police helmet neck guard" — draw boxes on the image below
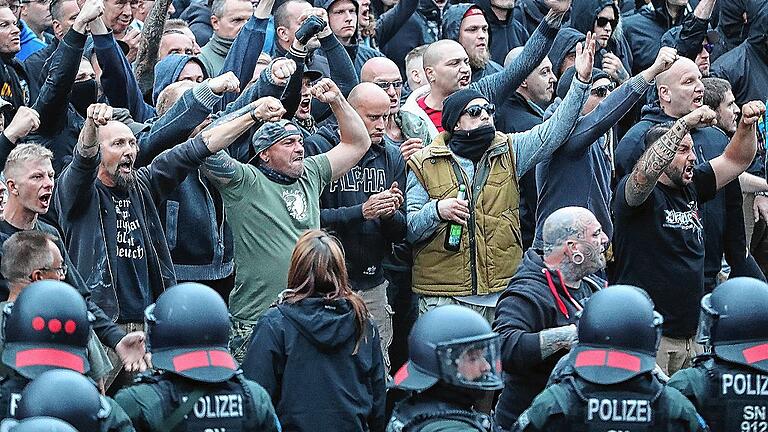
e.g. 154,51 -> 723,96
572,285 -> 662,385
146,283 -> 239,383
697,277 -> 768,373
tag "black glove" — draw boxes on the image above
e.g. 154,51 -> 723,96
295,14 -> 325,46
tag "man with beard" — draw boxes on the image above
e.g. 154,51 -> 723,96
54,99 -> 275,387
493,206 -> 608,430
441,5 -> 502,83
612,101 -> 766,376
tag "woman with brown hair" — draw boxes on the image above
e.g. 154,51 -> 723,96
241,229 -> 387,432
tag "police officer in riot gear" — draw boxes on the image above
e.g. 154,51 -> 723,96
514,285 -> 708,432
1,369 -> 134,431
668,277 -> 768,432
113,283 -> 280,432
387,305 -> 504,431
0,281 -> 132,431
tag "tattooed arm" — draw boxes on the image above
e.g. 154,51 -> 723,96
539,325 -> 578,360
134,0 -> 174,96
624,106 -> 717,207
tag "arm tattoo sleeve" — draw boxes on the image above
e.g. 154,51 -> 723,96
134,0 -> 174,95
539,326 -> 578,360
202,151 -> 239,186
625,119 -> 690,207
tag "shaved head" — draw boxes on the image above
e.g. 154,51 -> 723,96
348,82 -> 390,109
361,57 -> 400,82
656,57 -> 698,89
656,57 -> 705,118
542,207 -> 598,256
504,46 -> 524,68
423,39 -> 464,69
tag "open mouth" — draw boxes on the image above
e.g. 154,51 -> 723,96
38,192 -> 51,207
118,160 -> 133,174
684,164 -> 694,180
458,75 -> 470,86
693,95 -> 704,107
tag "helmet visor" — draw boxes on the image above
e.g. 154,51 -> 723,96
696,293 -> 718,345
436,334 -> 503,390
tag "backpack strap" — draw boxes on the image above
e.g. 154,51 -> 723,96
158,387 -> 207,432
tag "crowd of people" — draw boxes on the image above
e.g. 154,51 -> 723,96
0,0 -> 765,428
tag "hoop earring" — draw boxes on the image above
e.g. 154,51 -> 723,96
572,251 -> 584,265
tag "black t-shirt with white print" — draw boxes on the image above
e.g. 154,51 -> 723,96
612,163 -> 717,339
103,185 -> 151,323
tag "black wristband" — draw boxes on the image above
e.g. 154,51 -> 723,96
435,200 -> 448,222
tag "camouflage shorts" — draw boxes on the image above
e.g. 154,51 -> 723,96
229,318 -> 256,363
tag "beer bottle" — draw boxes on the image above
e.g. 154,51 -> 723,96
444,185 -> 467,252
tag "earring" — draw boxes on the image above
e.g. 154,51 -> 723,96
572,251 -> 584,265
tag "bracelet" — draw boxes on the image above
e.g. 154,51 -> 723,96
757,191 -> 768,197
250,110 -> 259,123
435,200 -> 448,222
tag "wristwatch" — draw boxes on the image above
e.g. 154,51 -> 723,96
756,191 -> 768,197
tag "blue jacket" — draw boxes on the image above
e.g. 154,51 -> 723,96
152,54 -> 208,104
16,21 -> 46,62
21,38 -> 56,101
379,0 -> 443,74
54,135 -> 212,321
534,75 -> 650,249
568,0 -> 633,77
305,127 -> 407,291
623,0 -> 695,74
512,0 -> 548,36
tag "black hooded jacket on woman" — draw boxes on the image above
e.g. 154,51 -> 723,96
242,298 -> 387,432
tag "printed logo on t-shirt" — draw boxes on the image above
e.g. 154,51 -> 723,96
114,196 -> 145,259
282,189 -> 308,222
662,200 -> 704,242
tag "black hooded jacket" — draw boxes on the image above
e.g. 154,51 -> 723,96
473,0 -> 529,65
623,0 -> 697,74
441,3 -> 504,82
568,0 -> 633,78
379,0 -> 443,74
547,27 -> 585,76
242,298 -> 387,432
711,0 -> 768,105
493,249 -> 603,428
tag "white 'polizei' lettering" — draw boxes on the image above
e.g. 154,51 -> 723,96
721,373 -> 768,396
587,399 -> 652,422
192,394 -> 244,419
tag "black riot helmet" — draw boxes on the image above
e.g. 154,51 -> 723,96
392,305 -> 503,391
2,281 -> 91,379
145,283 -> 238,383
8,417 -> 78,432
697,277 -> 768,373
15,369 -> 111,431
572,285 -> 663,385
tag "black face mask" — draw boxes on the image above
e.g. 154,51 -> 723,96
70,79 -> 98,117
448,124 -> 496,163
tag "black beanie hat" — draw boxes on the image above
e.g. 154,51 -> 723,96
441,88 -> 487,133
556,67 -> 610,100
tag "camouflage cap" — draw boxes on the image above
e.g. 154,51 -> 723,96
251,119 -> 303,156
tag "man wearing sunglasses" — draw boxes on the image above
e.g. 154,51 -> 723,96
405,33 -> 595,327
568,0 -> 632,86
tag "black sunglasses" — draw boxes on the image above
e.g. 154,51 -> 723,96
373,80 -> 403,90
463,103 -> 495,117
590,85 -> 612,98
703,42 -> 714,53
595,16 -> 617,28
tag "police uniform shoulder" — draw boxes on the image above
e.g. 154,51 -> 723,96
241,377 -> 271,403
667,365 -> 708,398
103,396 -> 138,432
516,384 -> 570,430
661,386 -> 709,431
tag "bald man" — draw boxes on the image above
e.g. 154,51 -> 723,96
399,0 -> 572,143
361,57 -> 431,159
494,206 -> 607,428
55,102 -> 226,388
304,83 -> 406,374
